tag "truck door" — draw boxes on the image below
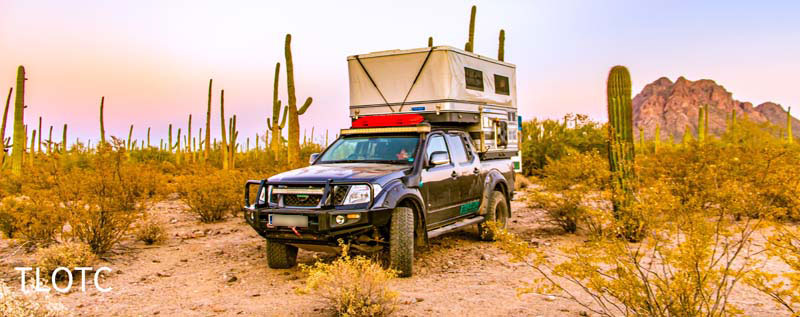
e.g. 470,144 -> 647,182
421,133 -> 461,226
445,133 -> 482,216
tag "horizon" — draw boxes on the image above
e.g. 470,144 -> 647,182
2,0 -> 799,145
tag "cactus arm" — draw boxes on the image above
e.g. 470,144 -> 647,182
466,5 -> 476,52
298,97 -> 313,115
428,37 -> 433,47
1,87 -> 11,164
267,119 -> 273,131
127,124 -> 133,150
279,105 -> 288,129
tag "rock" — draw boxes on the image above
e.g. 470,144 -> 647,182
480,254 -> 490,261
250,293 -> 260,297
545,295 -> 556,302
169,218 -> 178,224
227,275 -> 238,283
633,76 -> 799,140
446,260 -> 455,266
415,297 -> 424,303
152,259 -> 161,263
180,259 -> 188,262
579,311 -> 589,316
156,272 -> 171,278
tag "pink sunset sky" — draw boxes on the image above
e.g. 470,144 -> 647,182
1,1 -> 799,145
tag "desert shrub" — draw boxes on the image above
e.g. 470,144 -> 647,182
300,245 -> 398,317
35,242 -> 96,278
528,150 -> 611,234
0,281 -> 68,317
176,169 -> 243,223
54,141 -> 162,254
0,196 -> 62,245
514,174 -> 532,190
521,114 -> 606,174
747,225 -> 800,314
135,218 -> 167,245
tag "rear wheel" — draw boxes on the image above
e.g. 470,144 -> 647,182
266,239 -> 298,269
389,206 -> 414,277
479,191 -> 509,241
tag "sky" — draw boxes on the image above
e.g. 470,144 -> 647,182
1,0 -> 799,146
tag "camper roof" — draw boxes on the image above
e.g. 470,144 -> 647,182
346,46 -> 516,68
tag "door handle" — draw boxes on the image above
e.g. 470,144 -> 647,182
473,168 -> 480,175
450,171 -> 458,178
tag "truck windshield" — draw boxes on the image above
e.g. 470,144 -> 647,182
318,135 -> 419,164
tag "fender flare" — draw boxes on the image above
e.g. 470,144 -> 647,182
372,180 -> 428,245
479,169 -> 512,217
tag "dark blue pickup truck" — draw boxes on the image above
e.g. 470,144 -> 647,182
243,120 -> 514,277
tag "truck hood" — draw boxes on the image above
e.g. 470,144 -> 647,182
268,163 -> 411,184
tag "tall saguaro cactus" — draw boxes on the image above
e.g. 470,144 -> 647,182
465,5 -> 476,52
99,96 -> 106,146
268,62 -> 288,153
220,89 -> 228,170
285,34 -> 313,165
11,66 -> 26,175
606,66 -> 636,215
788,106 -> 793,143
428,37 -> 433,48
205,79 -> 212,160
187,114 -> 192,162
37,116 -> 42,154
62,124 -> 67,152
1,87 -> 11,166
498,29 -> 505,61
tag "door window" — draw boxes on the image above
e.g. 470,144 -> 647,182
426,135 -> 449,162
446,134 -> 469,164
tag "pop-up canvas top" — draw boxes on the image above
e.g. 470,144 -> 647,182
347,46 -> 517,119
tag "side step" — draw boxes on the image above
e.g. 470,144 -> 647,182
427,216 -> 485,239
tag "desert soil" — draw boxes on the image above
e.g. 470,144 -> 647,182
0,191 -> 792,316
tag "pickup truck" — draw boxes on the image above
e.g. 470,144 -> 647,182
243,123 -> 514,277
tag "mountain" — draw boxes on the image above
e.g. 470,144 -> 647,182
632,76 -> 799,140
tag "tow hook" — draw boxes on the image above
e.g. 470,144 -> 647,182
290,226 -> 302,238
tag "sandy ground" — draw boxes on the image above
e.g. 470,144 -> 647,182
0,192 -> 793,316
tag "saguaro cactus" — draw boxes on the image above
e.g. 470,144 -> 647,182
268,62 -> 288,153
37,117 -> 42,154
11,66 -> 26,175
428,37 -> 433,48
127,125 -> 134,151
147,127 -> 151,148
205,79 -> 212,160
285,34 -> 313,165
62,124 -> 67,152
168,124 -> 173,153
187,114 -> 193,162
47,125 -> 53,153
787,106 -> 793,143
606,66 -> 636,213
1,87 -> 11,166
498,29 -> 505,61
697,106 -> 705,143
465,5 -> 476,52
220,89 -> 228,170
29,129 -> 36,166
99,96 -> 106,146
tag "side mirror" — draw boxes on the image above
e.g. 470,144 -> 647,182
309,153 -> 320,165
428,151 -> 450,167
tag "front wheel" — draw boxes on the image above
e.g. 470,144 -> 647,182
389,206 -> 414,277
478,191 -> 509,241
266,239 -> 298,269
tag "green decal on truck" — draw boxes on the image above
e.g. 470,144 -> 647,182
459,200 -> 480,215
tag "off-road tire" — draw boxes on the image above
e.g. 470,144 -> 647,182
266,239 -> 298,269
479,191 -> 509,241
390,206 -> 414,277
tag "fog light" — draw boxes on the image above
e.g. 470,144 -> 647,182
335,215 -> 346,224
347,214 -> 360,219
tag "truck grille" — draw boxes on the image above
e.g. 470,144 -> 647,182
283,194 -> 322,207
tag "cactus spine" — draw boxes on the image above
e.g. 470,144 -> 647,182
11,66 -> 26,175
220,89 -> 228,170
1,87 -> 11,166
606,66 -> 635,214
99,96 -> 106,146
498,29 -> 505,61
268,62 -> 288,153
465,5 -> 476,52
285,34 -> 313,165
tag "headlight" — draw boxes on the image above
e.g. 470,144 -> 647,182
342,184 -> 382,205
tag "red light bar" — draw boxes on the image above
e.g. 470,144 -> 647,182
352,114 -> 424,128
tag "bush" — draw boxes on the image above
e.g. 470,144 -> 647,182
54,142 -> 162,254
514,174 -> 532,190
0,281 -> 68,317
747,225 -> 800,314
176,169 -> 243,223
300,245 -> 398,317
0,196 -> 62,245
135,218 -> 167,245
521,114 -> 606,174
35,242 -> 96,278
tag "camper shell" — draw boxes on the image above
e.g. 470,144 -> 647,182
347,46 -> 519,159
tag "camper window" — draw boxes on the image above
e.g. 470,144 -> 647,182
494,74 -> 510,95
464,67 -> 484,91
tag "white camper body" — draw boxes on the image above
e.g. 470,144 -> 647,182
347,46 -> 519,158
